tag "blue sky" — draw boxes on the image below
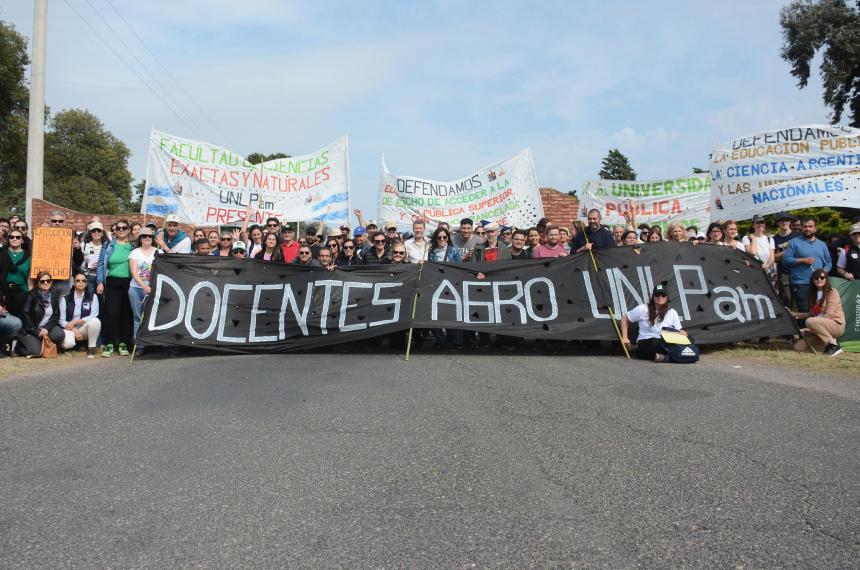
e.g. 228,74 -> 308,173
1,0 -> 832,218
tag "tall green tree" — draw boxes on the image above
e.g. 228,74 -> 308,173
246,151 -> 291,164
44,109 -> 132,214
780,0 -> 860,126
598,148 -> 637,180
0,19 -> 30,216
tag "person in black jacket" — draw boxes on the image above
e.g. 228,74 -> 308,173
571,209 -> 615,252
17,271 -> 66,356
0,228 -> 32,318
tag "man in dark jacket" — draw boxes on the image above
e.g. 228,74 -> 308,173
571,209 -> 615,252
470,223 -> 512,262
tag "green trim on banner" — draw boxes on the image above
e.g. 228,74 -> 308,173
832,277 -> 860,352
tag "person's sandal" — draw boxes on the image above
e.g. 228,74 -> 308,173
654,353 -> 666,363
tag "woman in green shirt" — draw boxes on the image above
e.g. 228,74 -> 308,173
95,219 -> 134,357
0,229 -> 32,317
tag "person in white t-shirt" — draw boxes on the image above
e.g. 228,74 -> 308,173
741,214 -> 776,284
620,284 -> 687,362
128,227 -> 157,344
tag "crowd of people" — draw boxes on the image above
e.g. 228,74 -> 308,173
0,206 -> 857,361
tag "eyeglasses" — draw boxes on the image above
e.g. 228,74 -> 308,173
141,235 -> 153,239
115,225 -> 129,231
50,219 -> 64,224
8,235 -> 22,240
74,278 -> 87,283
342,245 -> 354,250
299,251 -> 311,255
813,275 -> 827,281
653,293 -> 667,298
437,235 -> 449,240
91,229 -> 103,233
374,239 -> 386,244
267,223 -> 279,227
38,278 -> 52,284
221,237 -> 232,241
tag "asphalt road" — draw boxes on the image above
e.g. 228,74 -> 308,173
1,351 -> 858,568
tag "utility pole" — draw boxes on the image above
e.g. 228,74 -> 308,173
25,0 -> 47,230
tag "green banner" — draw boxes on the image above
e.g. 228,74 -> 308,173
832,277 -> 860,352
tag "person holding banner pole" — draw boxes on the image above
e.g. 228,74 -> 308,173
572,210 -> 614,252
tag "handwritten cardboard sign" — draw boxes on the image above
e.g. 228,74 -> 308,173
30,226 -> 73,280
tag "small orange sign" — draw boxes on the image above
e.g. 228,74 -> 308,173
29,226 -> 73,280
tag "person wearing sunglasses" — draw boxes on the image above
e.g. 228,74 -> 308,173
0,228 -> 32,318
231,241 -> 247,258
96,219 -> 134,357
783,217 -> 832,318
335,239 -> 365,267
620,284 -> 686,362
792,269 -> 845,356
16,271 -> 66,357
365,232 -> 391,264
81,221 -> 108,295
128,227 -> 157,349
291,247 -> 321,267
428,227 -> 461,262
59,271 -> 101,358
264,217 -> 281,235
212,230 -> 235,257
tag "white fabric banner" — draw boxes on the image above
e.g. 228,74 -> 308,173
378,149 -> 544,230
143,129 -> 350,226
709,124 -> 860,220
579,174 -> 711,232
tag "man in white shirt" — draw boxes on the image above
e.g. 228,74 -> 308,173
404,219 -> 430,263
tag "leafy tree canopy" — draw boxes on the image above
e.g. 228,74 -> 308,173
0,18 -> 29,216
780,0 -> 860,126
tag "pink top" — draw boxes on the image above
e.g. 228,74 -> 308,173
531,244 -> 569,258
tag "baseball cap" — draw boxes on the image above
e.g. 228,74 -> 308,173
751,214 -> 765,223
384,221 -> 398,230
850,222 -> 860,235
353,226 -> 367,236
281,224 -> 294,232
231,241 -> 247,251
87,221 -> 104,231
774,212 -> 794,222
366,219 -> 378,228
164,214 -> 182,224
652,284 -> 669,298
484,222 -> 499,231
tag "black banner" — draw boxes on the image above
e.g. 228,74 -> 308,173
138,243 -> 797,352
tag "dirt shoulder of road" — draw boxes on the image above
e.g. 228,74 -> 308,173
0,351 -> 117,381
702,342 -> 860,380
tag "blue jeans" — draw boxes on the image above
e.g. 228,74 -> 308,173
0,313 -> 22,347
128,286 -> 147,340
791,284 -> 810,313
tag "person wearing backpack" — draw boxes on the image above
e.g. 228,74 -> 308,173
620,284 -> 689,363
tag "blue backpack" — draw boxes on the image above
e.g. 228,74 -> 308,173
660,329 -> 700,363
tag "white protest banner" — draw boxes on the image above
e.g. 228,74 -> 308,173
580,174 -> 711,232
142,129 -> 350,226
378,149 -> 544,230
709,124 -> 860,221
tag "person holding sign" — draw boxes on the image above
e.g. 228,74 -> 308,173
620,284 -> 687,362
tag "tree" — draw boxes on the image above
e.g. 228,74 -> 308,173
125,179 -> 145,213
598,148 -> 637,180
0,19 -> 30,216
246,151 -> 291,164
780,0 -> 860,126
44,109 -> 132,214
567,190 -> 578,198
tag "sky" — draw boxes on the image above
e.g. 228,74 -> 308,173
0,0 -> 833,219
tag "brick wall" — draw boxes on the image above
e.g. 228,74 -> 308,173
539,187 -> 580,229
32,199 -> 204,235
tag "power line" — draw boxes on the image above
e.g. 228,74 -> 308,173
81,0 -> 213,141
62,0 -> 209,141
103,0 -> 230,143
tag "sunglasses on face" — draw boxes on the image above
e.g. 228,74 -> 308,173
116,226 -> 129,231
39,279 -> 52,284
299,251 -> 311,255
267,223 -> 278,227
8,235 -> 22,240
141,235 -> 153,239
437,235 -> 449,240
392,251 -> 406,255
653,293 -> 667,298
813,275 -> 827,281
221,237 -> 231,241
374,239 -> 386,244
50,219 -> 64,224
342,245 -> 354,249
74,278 -> 87,283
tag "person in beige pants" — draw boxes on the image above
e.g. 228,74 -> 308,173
792,269 -> 845,356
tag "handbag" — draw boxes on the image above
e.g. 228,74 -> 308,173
40,335 -> 58,358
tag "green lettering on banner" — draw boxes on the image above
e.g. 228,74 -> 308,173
832,277 -> 860,352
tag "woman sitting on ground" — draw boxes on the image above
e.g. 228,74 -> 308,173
620,284 -> 687,362
792,269 -> 845,356
59,271 -> 101,358
17,271 -> 66,356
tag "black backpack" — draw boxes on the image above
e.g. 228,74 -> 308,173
659,328 -> 700,364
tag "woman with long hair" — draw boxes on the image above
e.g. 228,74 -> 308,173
666,222 -> 687,242
191,228 -> 206,252
648,226 -> 663,242
325,237 -> 341,259
742,215 -> 776,284
254,232 -> 284,262
96,219 -> 134,357
721,220 -> 745,251
0,227 -> 31,317
81,221 -> 108,294
620,284 -> 686,362
246,225 -> 264,258
128,227 -> 157,345
428,227 -> 461,262
792,269 -> 845,356
16,271 -> 66,356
